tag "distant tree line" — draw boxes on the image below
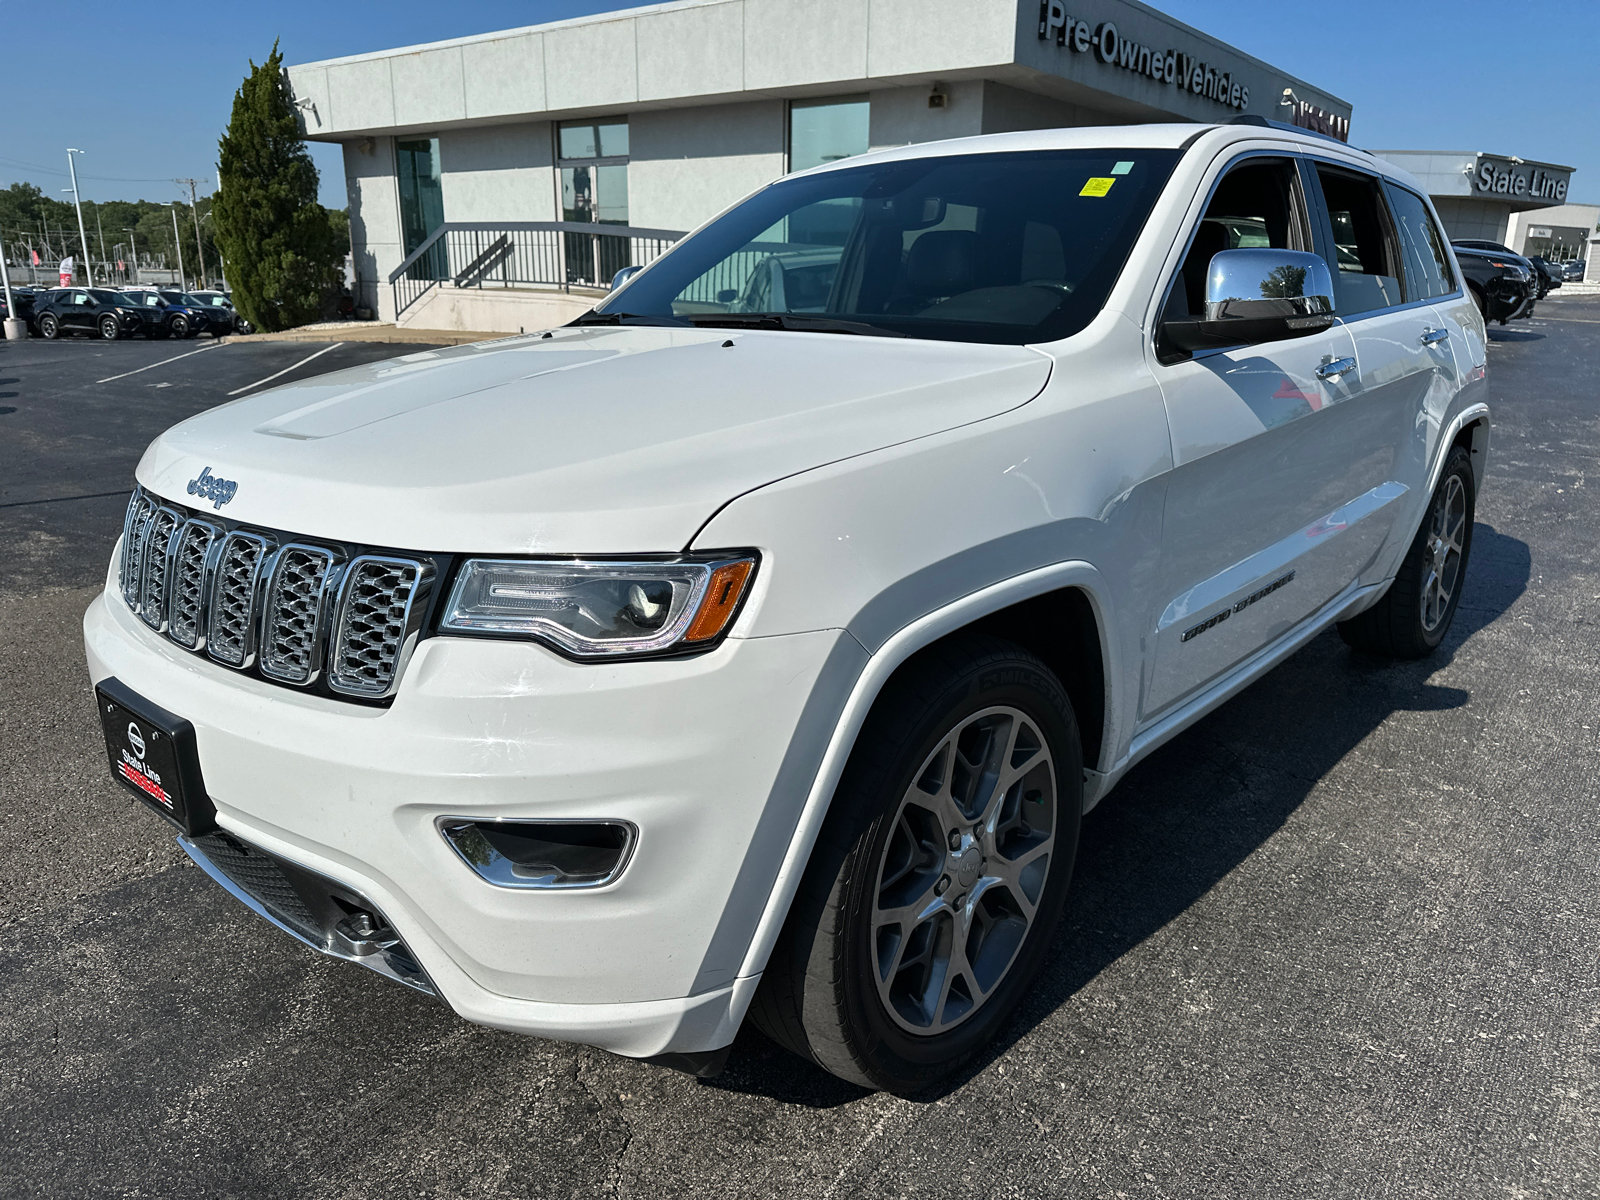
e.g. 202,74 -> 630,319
0,178 -> 347,292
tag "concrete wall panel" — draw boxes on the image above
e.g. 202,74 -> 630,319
628,102 -> 786,232
439,123 -> 557,224
392,47 -> 466,128
865,0 -> 1017,78
980,80 -> 1111,133
343,139 -> 401,319
544,18 -> 639,111
637,2 -> 745,101
326,57 -> 396,132
868,82 -> 984,150
286,66 -> 332,137
743,0 -> 868,89
463,34 -> 548,120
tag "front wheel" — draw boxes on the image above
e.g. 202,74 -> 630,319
99,315 -> 121,340
1339,445 -> 1475,658
170,315 -> 190,338
751,637 -> 1082,1093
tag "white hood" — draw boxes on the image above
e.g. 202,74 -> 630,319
138,326 -> 1052,553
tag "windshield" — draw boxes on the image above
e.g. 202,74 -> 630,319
594,148 -> 1180,344
158,292 -> 188,305
116,292 -> 154,306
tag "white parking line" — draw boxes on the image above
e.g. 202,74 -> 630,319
226,342 -> 345,397
95,341 -> 227,384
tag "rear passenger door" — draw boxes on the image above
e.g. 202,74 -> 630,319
1306,164 -> 1456,576
1145,155 -> 1363,719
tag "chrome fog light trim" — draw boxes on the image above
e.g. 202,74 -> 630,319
438,818 -> 638,890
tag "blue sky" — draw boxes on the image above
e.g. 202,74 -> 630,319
4,1 -> 1593,211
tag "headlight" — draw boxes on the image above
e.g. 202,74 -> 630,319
439,555 -> 757,658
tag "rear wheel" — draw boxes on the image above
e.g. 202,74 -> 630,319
39,313 -> 59,339
99,315 -> 120,340
1338,445 -> 1475,658
751,637 -> 1082,1093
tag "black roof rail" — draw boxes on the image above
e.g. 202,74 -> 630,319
1228,114 -> 1356,150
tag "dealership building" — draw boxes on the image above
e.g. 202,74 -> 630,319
284,0 -> 1354,331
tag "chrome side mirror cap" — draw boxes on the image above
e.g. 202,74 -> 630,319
1165,248 -> 1336,353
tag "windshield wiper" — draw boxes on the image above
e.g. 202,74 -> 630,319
569,310 -> 689,327
687,313 -> 905,338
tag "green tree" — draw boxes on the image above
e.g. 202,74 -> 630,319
213,42 -> 346,331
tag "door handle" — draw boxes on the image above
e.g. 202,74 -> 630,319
1316,356 -> 1357,381
1420,327 -> 1450,347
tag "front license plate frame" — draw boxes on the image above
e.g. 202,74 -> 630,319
95,677 -> 216,836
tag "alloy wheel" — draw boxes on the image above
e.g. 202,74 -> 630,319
1420,473 -> 1467,632
100,316 -> 119,340
871,705 -> 1056,1036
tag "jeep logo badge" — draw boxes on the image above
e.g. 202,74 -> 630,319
187,466 -> 238,509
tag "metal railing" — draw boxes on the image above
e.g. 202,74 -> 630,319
388,221 -> 685,320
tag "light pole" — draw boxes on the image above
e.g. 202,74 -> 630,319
124,227 -> 140,285
178,178 -> 207,290
66,149 -> 94,286
1,220 -> 22,340
165,202 -> 186,289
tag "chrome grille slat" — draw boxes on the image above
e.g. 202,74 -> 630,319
207,531 -> 273,668
118,488 -> 429,703
330,557 -> 425,698
167,519 -> 222,649
137,508 -> 183,631
260,546 -> 338,685
119,493 -> 155,608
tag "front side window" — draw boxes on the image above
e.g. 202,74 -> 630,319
593,148 -> 1181,345
1315,166 -> 1403,316
1384,184 -> 1455,301
789,97 -> 870,173
1167,157 -> 1310,322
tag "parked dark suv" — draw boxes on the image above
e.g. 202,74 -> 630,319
1450,247 -> 1535,324
34,288 -> 152,340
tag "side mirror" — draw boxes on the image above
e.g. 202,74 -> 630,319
610,265 -> 642,291
1164,248 -> 1335,352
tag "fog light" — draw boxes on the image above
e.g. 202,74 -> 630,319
438,818 -> 636,889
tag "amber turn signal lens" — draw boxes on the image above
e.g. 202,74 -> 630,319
684,560 -> 755,642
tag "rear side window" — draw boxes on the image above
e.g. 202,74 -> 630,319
1385,184 -> 1456,300
1315,166 -> 1403,316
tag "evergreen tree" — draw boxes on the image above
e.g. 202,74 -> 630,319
214,42 -> 345,332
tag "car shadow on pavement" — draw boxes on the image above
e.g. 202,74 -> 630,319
1488,328 -> 1545,342
709,523 -> 1530,1106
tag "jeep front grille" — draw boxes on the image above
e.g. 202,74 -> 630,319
118,489 -> 435,702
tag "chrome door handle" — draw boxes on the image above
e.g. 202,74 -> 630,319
1420,327 -> 1450,346
1316,356 -> 1357,381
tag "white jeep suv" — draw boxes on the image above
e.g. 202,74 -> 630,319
85,120 -> 1488,1093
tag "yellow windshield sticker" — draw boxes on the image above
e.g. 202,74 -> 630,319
1080,177 -> 1116,197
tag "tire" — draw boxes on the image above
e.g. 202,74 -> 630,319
39,313 -> 59,340
751,636 -> 1083,1093
170,315 -> 190,338
1338,445 -> 1475,659
99,315 -> 120,340
1469,286 -> 1487,322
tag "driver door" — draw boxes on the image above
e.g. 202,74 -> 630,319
1145,156 -> 1364,720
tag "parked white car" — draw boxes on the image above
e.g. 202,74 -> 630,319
85,119 -> 1488,1093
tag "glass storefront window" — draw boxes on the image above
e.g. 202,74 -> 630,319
396,137 -> 445,277
557,118 -> 630,284
789,97 -> 870,173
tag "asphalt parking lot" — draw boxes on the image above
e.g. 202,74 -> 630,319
2,306 -> 1598,1198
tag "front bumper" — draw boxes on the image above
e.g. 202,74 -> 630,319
85,571 -> 860,1056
